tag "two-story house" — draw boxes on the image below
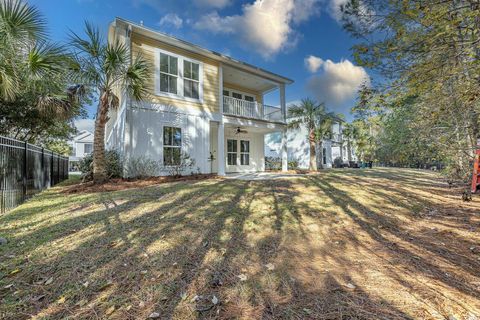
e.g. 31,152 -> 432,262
265,118 -> 357,169
105,18 -> 292,176
68,130 -> 94,171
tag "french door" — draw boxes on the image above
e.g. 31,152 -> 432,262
226,138 -> 250,171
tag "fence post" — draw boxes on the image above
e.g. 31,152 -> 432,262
57,156 -> 60,184
23,141 -> 27,200
50,150 -> 54,186
41,147 -> 45,189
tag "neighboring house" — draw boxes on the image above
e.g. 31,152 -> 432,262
265,119 -> 357,169
68,130 -> 94,171
105,18 -> 292,176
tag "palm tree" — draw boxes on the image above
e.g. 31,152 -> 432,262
0,0 -> 79,113
69,22 -> 150,183
288,98 -> 335,171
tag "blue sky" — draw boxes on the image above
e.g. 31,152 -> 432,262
31,0 -> 370,129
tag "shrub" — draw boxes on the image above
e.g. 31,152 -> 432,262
288,159 -> 299,170
79,150 -> 123,182
125,156 -> 160,179
265,156 -> 281,170
161,152 -> 196,178
333,157 -> 343,168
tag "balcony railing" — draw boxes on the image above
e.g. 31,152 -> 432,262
223,96 -> 284,123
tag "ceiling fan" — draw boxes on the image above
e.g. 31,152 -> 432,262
235,127 -> 248,134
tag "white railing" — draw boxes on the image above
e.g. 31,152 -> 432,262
223,96 -> 284,123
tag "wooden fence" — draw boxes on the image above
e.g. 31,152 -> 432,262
0,136 -> 69,213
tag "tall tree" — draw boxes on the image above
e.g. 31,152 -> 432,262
69,22 -> 150,183
341,0 -> 480,179
0,0 -> 84,143
288,98 -> 335,170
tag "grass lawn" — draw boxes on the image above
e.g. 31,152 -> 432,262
0,168 -> 479,319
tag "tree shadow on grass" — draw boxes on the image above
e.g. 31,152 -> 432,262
305,175 -> 480,302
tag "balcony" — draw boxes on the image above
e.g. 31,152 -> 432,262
223,96 -> 284,123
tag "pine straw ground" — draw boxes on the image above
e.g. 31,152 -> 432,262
0,168 -> 479,320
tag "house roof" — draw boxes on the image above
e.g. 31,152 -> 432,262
113,17 -> 294,86
72,130 -> 94,142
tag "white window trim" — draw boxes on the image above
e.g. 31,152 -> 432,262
224,87 -> 256,102
226,139 -> 237,166
154,48 -> 204,103
240,140 -> 250,166
162,125 -> 183,167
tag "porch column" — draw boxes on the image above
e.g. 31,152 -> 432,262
218,122 -> 225,176
279,83 -> 286,122
281,128 -> 288,172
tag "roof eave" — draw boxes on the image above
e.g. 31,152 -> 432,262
114,17 -> 294,86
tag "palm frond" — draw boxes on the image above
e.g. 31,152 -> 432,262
69,21 -> 103,59
0,61 -> 17,100
0,0 -> 47,44
124,54 -> 151,101
26,42 -> 67,79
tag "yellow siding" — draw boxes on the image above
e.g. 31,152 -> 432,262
131,33 -> 220,114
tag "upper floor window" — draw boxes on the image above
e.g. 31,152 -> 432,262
160,53 -> 178,94
156,49 -> 203,101
184,60 -> 199,99
244,95 -> 254,102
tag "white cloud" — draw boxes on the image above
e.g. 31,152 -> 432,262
328,0 -> 347,22
159,13 -> 183,29
194,0 -> 320,58
194,0 -> 231,9
304,55 -> 324,73
74,119 -> 94,133
306,58 -> 370,108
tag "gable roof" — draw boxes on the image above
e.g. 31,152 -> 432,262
73,130 -> 94,142
112,17 -> 294,86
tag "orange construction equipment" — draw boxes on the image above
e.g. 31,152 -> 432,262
472,139 -> 480,194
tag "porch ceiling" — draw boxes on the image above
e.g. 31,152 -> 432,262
224,121 -> 284,134
223,65 -> 277,93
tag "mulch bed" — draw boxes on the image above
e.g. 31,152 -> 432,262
64,174 -> 218,194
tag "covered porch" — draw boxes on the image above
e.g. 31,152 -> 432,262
209,118 -> 287,175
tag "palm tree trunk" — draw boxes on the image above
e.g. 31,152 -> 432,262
93,93 -> 109,183
309,129 -> 317,171
347,139 -> 352,162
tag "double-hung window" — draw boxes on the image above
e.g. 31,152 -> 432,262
184,60 -> 200,99
163,127 -> 181,165
160,53 -> 178,94
227,139 -> 237,165
240,140 -> 250,165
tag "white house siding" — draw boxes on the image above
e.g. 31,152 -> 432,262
224,127 -> 265,173
126,105 -> 211,175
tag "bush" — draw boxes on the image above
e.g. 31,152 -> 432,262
265,156 -> 281,170
288,159 -> 299,170
125,156 -> 161,179
161,152 -> 196,177
333,157 -> 343,168
79,150 -> 123,182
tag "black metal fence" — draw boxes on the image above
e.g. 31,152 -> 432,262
0,136 -> 69,213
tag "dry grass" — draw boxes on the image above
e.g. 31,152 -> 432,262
0,168 -> 479,319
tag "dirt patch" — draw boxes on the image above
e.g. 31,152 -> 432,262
64,174 -> 218,194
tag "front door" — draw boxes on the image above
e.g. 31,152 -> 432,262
226,138 -> 250,173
